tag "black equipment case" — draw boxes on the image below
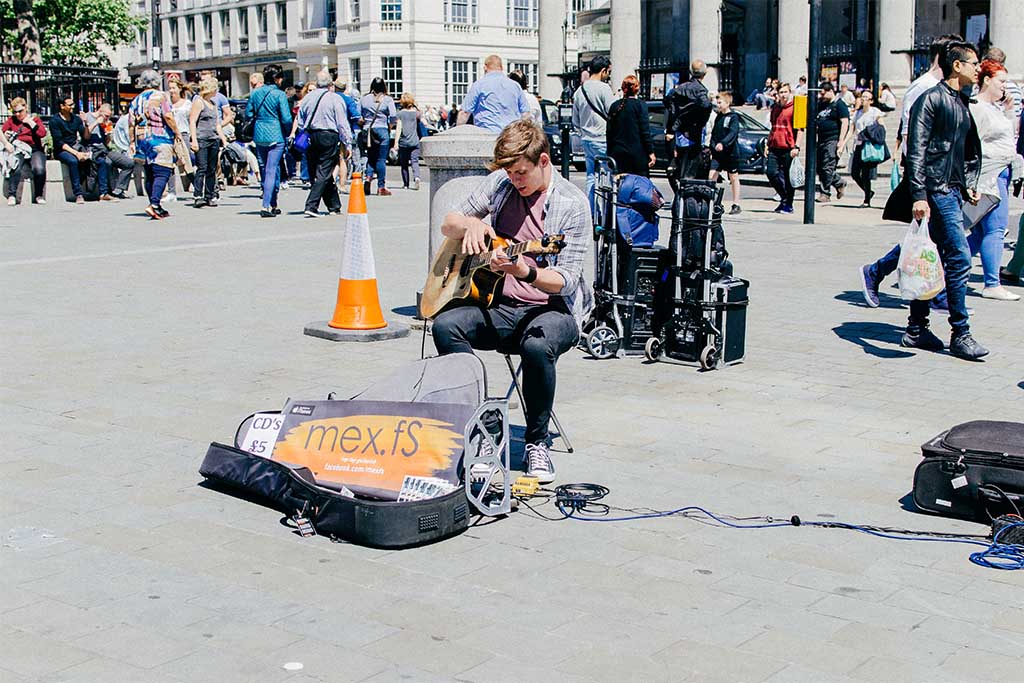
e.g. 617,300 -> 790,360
913,420 -> 1024,522
200,442 -> 470,548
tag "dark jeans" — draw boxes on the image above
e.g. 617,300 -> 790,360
57,150 -> 85,198
89,147 -> 112,195
432,302 -> 579,445
143,164 -> 172,206
4,149 -> 46,201
766,148 -> 795,205
674,143 -> 705,180
107,150 -> 135,194
193,138 -> 221,201
304,130 -> 341,213
398,145 -> 420,187
816,138 -> 844,196
851,146 -> 876,202
367,129 -> 390,189
908,189 -> 971,337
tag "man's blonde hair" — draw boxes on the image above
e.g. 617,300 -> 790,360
489,119 -> 549,170
249,72 -> 264,87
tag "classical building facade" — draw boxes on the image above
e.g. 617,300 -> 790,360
123,0 -> 580,105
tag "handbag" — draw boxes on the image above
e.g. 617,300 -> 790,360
861,141 -> 886,163
359,101 -> 383,151
962,192 -> 1000,230
239,91 -> 271,143
292,91 -> 327,153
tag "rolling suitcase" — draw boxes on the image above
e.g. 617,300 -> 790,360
912,420 -> 1024,522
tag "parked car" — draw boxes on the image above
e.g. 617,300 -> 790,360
540,99 -> 585,171
647,101 -> 769,174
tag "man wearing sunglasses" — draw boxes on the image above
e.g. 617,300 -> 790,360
903,41 -> 987,360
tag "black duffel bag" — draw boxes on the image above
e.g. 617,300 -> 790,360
913,420 -> 1024,522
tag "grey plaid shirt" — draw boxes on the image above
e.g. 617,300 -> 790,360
455,169 -> 594,330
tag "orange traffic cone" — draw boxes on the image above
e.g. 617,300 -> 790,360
304,173 -> 409,342
328,173 -> 386,329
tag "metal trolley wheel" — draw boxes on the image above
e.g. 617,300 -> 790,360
643,336 -> 662,362
699,345 -> 719,371
586,325 -> 620,360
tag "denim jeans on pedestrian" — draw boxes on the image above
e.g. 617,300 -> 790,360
766,148 -> 795,206
57,150 -> 84,198
582,139 -> 607,213
256,142 -> 285,210
967,166 -> 1010,288
908,188 -> 972,338
432,302 -> 579,446
367,129 -> 390,190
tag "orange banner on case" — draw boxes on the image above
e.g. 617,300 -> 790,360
272,401 -> 470,499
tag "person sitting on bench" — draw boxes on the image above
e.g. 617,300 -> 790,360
431,119 -> 593,483
48,96 -> 89,203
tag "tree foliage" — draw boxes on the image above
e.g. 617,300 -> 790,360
1,0 -> 145,66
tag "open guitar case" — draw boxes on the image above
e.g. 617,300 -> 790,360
199,355 -> 512,548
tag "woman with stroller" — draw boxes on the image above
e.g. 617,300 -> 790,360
189,77 -> 228,208
606,75 -> 655,177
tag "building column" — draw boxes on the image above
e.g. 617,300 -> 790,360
877,0 -> 914,90
777,0 -> 809,83
688,0 -> 720,93
538,0 -> 566,100
610,0 -> 641,88
989,0 -> 1024,80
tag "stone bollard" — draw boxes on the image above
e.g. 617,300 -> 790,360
418,125 -> 497,317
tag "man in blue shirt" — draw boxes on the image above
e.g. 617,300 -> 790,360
457,55 -> 529,133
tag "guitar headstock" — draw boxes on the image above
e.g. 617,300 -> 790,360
538,234 -> 567,254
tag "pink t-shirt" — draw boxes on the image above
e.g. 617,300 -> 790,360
498,190 -> 549,305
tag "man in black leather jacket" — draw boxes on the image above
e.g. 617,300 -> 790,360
903,41 -> 988,360
664,60 -> 713,181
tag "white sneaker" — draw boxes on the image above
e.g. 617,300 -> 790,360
304,210 -> 319,218
468,439 -> 496,484
524,443 -> 555,484
6,197 -> 15,206
164,192 -> 177,203
982,286 -> 1021,301
35,198 -> 45,204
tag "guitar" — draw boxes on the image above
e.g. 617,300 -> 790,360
420,234 -> 567,319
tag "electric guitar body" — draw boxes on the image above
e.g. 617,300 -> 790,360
420,234 -> 566,319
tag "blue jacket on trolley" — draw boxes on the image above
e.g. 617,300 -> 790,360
616,174 -> 664,247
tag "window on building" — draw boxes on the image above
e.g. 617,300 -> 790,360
202,14 -> 212,41
139,29 -> 148,53
349,57 -> 361,93
238,8 -> 249,50
186,16 -> 196,44
276,3 -> 286,31
169,20 -> 178,45
380,0 -> 401,22
569,0 -> 589,29
257,5 -> 267,34
380,56 -> 403,95
509,61 -> 537,92
445,0 -> 477,24
220,10 -> 230,35
445,58 -> 476,106
348,0 -> 360,22
507,0 -> 536,28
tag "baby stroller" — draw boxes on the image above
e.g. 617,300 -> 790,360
582,158 -> 669,359
642,179 -> 749,370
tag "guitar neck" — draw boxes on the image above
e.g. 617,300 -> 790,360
467,239 -> 542,270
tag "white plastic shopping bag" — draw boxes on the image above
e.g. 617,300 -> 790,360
789,156 -> 805,188
898,218 -> 945,300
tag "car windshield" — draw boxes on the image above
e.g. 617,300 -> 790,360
735,111 -> 768,132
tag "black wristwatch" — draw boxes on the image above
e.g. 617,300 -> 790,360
518,265 -> 538,284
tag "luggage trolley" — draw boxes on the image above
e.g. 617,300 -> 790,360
643,180 -> 749,370
582,158 -> 670,359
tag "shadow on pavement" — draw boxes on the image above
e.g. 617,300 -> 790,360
835,289 -> 904,309
832,321 -> 914,359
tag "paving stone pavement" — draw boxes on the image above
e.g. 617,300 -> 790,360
1,169 -> 1022,682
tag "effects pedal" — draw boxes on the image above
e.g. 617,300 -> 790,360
511,476 -> 541,497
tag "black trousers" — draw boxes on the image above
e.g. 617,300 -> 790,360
816,138 -> 845,196
193,138 -> 221,201
304,130 -> 341,213
674,143 -> 706,180
766,148 -> 795,205
431,302 -> 579,445
851,145 -> 876,202
4,149 -> 46,201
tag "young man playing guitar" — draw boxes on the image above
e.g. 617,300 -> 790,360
432,119 -> 593,483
